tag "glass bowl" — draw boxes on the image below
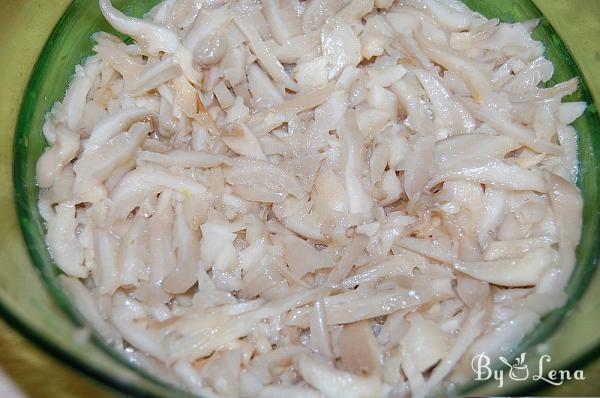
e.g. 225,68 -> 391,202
1,0 -> 599,396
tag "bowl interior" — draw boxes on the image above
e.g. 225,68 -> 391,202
8,0 -> 600,396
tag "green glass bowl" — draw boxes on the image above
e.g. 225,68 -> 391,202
1,0 -> 599,396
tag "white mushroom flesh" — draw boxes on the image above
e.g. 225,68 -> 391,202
37,0 -> 585,396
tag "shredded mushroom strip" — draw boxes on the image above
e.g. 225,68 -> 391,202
37,0 -> 584,397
